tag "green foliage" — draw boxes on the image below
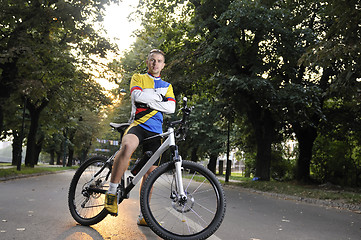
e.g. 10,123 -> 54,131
180,95 -> 229,161
0,0 -> 117,167
114,0 -> 361,186
312,125 -> 361,187
270,143 -> 295,181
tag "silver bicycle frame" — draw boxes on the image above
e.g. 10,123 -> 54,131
122,125 -> 186,199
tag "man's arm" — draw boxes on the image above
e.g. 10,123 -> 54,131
131,87 -> 163,103
148,99 -> 176,114
130,74 -> 164,103
148,83 -> 176,114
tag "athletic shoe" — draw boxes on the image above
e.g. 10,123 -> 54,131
104,193 -> 118,216
137,215 -> 148,226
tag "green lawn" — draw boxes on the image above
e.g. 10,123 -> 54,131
0,164 -> 78,179
223,173 -> 361,205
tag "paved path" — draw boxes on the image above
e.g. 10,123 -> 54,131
0,170 -> 360,239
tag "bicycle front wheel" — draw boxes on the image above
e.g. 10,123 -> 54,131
68,156 -> 111,225
140,160 -> 226,240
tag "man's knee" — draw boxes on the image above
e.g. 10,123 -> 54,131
119,134 -> 139,156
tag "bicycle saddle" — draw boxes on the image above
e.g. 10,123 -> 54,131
110,122 -> 130,133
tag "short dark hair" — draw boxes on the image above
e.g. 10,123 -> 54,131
149,49 -> 165,56
148,49 -> 165,61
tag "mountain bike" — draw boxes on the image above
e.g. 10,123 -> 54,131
68,98 -> 226,240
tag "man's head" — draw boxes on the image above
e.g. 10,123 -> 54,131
146,49 -> 165,77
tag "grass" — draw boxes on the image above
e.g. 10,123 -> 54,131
0,164 -> 78,179
221,173 -> 361,205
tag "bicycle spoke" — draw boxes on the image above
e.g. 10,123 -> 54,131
142,161 -> 226,239
68,156 -> 111,225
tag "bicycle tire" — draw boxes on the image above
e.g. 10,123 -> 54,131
140,160 -> 226,240
68,156 -> 111,225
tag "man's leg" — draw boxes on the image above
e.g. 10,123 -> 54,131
111,134 -> 139,183
137,165 -> 157,225
105,134 -> 139,216
137,135 -> 160,225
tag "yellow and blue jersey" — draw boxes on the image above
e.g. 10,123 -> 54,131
129,73 -> 176,134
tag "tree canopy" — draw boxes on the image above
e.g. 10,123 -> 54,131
1,0 -> 360,186
115,0 -> 360,185
0,0 -> 116,167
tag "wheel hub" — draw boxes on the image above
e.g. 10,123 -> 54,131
171,192 -> 194,213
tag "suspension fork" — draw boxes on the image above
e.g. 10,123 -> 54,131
173,145 -> 187,201
167,126 -> 187,201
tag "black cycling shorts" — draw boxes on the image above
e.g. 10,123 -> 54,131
126,125 -> 161,166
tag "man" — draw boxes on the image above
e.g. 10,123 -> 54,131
104,49 -> 176,226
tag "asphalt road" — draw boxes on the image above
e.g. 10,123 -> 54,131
0,170 -> 360,240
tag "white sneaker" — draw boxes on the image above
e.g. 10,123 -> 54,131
137,215 -> 148,226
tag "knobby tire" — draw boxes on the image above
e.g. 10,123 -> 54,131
140,160 -> 226,240
68,156 -> 111,226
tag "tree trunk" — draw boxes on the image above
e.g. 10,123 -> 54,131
246,105 -> 275,181
294,124 -> 317,182
12,131 -> 22,166
34,134 -> 44,165
56,151 -> 62,165
80,149 -> 88,164
207,153 -> 218,174
49,150 -> 55,165
191,147 -> 198,162
0,105 -> 3,134
67,146 -> 74,167
254,129 -> 273,181
24,98 -> 49,167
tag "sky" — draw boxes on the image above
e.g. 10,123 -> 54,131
95,0 -> 141,90
103,0 -> 141,54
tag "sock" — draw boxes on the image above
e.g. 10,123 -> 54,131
108,182 -> 118,195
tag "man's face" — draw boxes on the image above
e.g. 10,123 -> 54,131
146,53 -> 165,77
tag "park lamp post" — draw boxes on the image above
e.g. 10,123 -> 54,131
63,127 -> 68,167
225,120 -> 231,182
225,107 -> 234,183
17,96 -> 27,171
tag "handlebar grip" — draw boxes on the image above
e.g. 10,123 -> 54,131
183,97 -> 187,108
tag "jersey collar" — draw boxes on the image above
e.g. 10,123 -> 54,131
147,72 -> 161,80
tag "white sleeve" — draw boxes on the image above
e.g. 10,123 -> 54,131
148,101 -> 176,114
132,89 -> 162,103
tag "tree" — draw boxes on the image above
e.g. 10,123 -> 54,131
292,0 -> 361,181
181,97 -> 229,173
123,0 -> 361,184
0,0 -> 116,167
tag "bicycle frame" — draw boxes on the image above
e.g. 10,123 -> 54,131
85,125 -> 185,203
114,124 -> 186,203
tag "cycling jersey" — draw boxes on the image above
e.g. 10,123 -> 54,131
128,72 -> 176,134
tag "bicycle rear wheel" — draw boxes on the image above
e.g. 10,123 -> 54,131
140,160 -> 226,240
68,156 -> 111,225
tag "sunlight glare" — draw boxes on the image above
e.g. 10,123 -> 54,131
103,0 -> 140,53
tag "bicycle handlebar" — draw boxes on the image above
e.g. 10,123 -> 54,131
167,97 -> 193,141
168,97 -> 192,128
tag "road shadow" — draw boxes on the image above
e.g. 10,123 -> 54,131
136,225 -> 162,240
55,225 -> 105,240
